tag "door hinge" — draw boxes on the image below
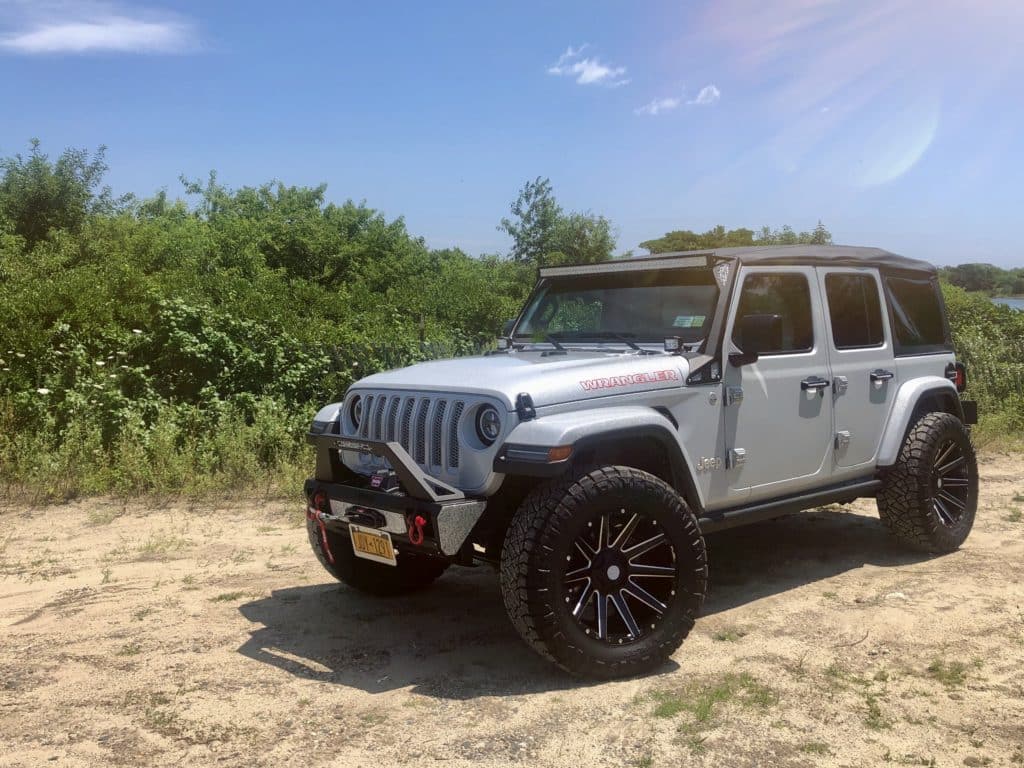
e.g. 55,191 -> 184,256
727,447 -> 747,468
835,430 -> 851,450
833,376 -> 848,395
725,386 -> 744,406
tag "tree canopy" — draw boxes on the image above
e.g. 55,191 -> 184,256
639,221 -> 832,254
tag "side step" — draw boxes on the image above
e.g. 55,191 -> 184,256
697,478 -> 882,534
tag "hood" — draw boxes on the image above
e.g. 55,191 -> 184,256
355,350 -> 690,409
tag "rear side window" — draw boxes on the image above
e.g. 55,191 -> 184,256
825,273 -> 884,349
884,276 -> 950,355
732,273 -> 813,354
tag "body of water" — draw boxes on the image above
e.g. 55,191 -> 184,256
992,297 -> 1024,310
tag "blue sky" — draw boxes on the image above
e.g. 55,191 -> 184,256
2,0 -> 1022,266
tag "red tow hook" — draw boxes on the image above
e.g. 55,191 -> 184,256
407,514 -> 427,546
307,492 -> 335,565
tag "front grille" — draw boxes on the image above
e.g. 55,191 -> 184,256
354,392 -> 466,472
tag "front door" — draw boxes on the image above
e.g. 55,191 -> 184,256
723,266 -> 835,502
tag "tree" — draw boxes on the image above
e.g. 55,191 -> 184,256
640,222 -> 832,254
498,178 -> 615,267
0,139 -> 128,247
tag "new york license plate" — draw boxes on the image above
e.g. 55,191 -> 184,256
349,524 -> 397,566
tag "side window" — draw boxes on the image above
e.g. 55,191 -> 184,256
732,273 -> 814,354
825,273 -> 884,349
884,276 -> 950,355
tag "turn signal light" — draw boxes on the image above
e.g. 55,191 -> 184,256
547,445 -> 573,462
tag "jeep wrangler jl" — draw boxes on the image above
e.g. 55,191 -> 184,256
304,245 -> 979,678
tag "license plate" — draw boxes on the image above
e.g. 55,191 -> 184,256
349,524 -> 397,566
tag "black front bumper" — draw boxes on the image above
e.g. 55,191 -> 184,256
305,432 -> 485,557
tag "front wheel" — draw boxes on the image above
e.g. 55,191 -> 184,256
877,412 -> 979,553
500,466 -> 708,679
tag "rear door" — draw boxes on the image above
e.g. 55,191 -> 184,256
817,268 -> 896,472
722,266 -> 835,501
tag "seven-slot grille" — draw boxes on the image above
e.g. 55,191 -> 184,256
356,393 -> 465,471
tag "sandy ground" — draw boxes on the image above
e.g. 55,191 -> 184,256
2,455 -> 1023,768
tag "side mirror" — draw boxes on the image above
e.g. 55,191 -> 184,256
501,319 -> 516,337
729,313 -> 781,367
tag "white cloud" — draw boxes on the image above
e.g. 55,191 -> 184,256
0,4 -> 196,54
687,84 -> 721,105
634,96 -> 681,116
548,44 -> 629,87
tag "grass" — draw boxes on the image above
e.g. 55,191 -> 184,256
209,591 -> 246,602
711,627 -> 747,642
1013,492 -> 1024,503
135,532 -> 190,560
649,672 -> 777,723
86,506 -> 123,525
864,691 -> 892,730
1004,508 -> 1022,523
117,641 -> 142,656
799,742 -> 831,756
926,658 -> 968,688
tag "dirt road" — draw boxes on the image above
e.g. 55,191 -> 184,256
2,455 -> 1023,767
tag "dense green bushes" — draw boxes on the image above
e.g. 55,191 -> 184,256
942,284 -> 1024,444
0,143 -> 1020,501
0,144 -> 532,500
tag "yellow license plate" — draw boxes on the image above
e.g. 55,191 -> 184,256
349,524 -> 397,566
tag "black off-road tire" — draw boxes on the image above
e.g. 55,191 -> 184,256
306,518 -> 448,596
500,466 -> 707,679
877,412 -> 978,553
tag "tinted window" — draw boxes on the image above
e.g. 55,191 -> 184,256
825,273 -> 884,349
732,273 -> 813,354
885,276 -> 949,354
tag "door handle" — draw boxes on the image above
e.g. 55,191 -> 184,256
869,369 -> 895,383
801,376 -> 830,392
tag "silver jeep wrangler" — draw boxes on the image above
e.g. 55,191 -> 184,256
304,245 -> 978,678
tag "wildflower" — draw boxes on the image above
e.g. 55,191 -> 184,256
132,329 -> 143,335
36,388 -> 51,395
96,361 -> 105,367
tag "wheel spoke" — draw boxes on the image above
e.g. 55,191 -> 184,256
937,456 -> 965,476
572,579 -> 594,618
610,513 -> 641,551
575,539 -> 596,560
623,533 -> 668,561
597,513 -> 611,550
564,565 -> 590,583
937,489 -> 966,511
940,477 -> 969,488
611,591 -> 641,638
934,442 -> 957,468
624,578 -> 667,614
933,498 -> 956,526
595,591 -> 608,640
629,563 -> 676,578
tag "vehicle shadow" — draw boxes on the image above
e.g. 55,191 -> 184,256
237,507 -> 935,699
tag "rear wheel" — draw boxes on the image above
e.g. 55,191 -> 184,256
500,466 -> 707,678
877,412 -> 978,553
306,518 -> 448,596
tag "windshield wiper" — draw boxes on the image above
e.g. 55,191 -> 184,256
579,332 -> 645,351
545,334 -> 566,350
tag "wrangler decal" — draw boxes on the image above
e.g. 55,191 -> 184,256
579,369 -> 680,391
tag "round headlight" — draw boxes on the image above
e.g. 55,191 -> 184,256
475,405 -> 502,445
350,395 -> 363,428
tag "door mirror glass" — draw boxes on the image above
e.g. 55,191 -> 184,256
730,313 -> 782,366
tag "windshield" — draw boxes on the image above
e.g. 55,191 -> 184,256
514,268 -> 719,344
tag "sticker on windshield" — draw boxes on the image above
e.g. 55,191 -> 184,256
672,315 -> 705,328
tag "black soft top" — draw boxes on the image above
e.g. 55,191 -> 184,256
638,245 -> 936,274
